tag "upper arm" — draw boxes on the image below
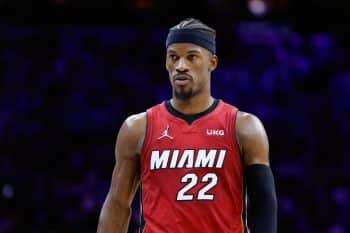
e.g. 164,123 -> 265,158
108,112 -> 147,207
236,111 -> 270,166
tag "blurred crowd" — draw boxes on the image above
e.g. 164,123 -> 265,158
0,21 -> 349,233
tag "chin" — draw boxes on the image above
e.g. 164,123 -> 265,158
174,89 -> 194,100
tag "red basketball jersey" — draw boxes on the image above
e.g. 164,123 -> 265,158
140,99 -> 244,233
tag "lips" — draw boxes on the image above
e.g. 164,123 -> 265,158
174,79 -> 190,85
173,74 -> 192,85
174,74 -> 191,81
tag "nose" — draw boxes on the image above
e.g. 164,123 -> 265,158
175,58 -> 189,73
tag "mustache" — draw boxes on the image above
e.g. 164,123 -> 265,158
173,73 -> 192,80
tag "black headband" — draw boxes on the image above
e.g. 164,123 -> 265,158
166,29 -> 216,54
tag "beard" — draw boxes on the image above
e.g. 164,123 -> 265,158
174,86 -> 194,100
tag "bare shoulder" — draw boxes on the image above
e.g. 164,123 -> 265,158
116,112 -> 147,159
123,112 -> 147,132
236,111 -> 266,136
236,111 -> 270,166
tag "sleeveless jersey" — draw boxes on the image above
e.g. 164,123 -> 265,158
140,99 -> 244,233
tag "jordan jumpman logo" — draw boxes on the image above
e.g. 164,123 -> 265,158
157,125 -> 174,140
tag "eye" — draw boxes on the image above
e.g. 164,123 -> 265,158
168,54 -> 179,61
188,54 -> 197,60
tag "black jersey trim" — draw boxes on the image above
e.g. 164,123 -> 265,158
165,99 -> 220,124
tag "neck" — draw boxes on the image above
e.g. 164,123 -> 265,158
170,93 -> 214,115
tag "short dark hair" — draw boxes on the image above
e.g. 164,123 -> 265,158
170,18 -> 216,35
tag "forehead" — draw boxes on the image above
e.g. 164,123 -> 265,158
167,43 -> 206,54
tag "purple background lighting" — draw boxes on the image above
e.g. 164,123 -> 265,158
0,1 -> 349,233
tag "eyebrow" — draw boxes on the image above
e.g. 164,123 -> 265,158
167,49 -> 177,54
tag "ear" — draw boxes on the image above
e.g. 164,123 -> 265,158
165,52 -> 170,71
208,54 -> 218,72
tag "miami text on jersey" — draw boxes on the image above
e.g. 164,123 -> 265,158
150,149 -> 227,170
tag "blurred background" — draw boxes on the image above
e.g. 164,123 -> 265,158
0,0 -> 349,233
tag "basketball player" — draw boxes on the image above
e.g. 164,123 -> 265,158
97,18 -> 277,233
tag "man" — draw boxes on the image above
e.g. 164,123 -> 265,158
97,18 -> 277,233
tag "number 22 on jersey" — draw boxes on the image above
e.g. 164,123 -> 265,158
176,173 -> 218,201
